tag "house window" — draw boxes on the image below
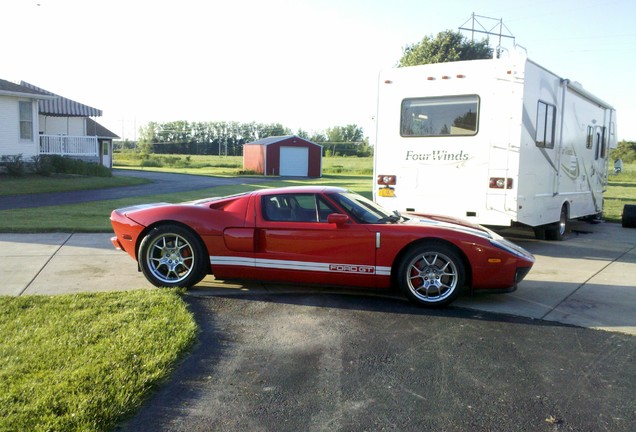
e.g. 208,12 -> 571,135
19,101 -> 33,140
535,101 -> 556,148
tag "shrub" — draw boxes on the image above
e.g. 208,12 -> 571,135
140,158 -> 163,167
1,154 -> 26,176
31,155 -> 53,176
46,155 -> 112,177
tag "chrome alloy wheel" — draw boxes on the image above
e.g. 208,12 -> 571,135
145,233 -> 195,284
558,206 -> 568,237
406,251 -> 459,302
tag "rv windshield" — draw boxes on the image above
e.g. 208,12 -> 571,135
401,95 -> 479,137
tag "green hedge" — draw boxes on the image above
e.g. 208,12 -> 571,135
0,154 -> 111,178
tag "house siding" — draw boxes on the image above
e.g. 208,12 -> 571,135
0,97 -> 38,158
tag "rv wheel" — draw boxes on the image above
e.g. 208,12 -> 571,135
623,204 -> 636,228
545,205 -> 569,241
533,226 -> 546,240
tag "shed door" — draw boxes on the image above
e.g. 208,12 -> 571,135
280,146 -> 308,176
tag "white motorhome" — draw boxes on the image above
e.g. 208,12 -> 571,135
373,49 -> 617,240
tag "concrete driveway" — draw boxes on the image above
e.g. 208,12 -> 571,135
2,220 -> 635,335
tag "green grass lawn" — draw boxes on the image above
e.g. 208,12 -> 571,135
0,174 -> 372,232
114,154 -> 373,176
0,289 -> 197,432
605,163 -> 636,222
0,174 -> 150,196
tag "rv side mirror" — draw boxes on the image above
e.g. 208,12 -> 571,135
327,213 -> 349,226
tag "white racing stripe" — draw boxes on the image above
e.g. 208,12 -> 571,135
211,256 -> 391,276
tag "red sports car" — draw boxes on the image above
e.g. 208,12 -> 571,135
110,186 -> 534,306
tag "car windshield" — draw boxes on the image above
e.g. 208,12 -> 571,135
329,191 -> 402,224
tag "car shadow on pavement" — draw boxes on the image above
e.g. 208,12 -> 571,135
188,286 -> 578,331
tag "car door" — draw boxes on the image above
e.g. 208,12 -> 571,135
254,192 -> 379,288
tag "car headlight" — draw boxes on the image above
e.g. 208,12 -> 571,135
490,238 -> 534,260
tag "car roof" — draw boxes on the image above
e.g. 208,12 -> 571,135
251,185 -> 348,196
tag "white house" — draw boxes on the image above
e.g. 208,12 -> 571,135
0,79 -> 118,168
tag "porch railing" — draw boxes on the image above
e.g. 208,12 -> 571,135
39,135 -> 98,156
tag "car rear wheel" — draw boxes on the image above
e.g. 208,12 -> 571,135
139,225 -> 207,288
397,243 -> 466,307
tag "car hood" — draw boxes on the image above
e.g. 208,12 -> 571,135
403,212 -> 494,239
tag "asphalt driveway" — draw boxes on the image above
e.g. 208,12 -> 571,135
116,294 -> 636,432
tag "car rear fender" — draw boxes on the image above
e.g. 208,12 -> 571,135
390,238 -> 473,289
134,220 -> 211,266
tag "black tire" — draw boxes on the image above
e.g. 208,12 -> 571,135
623,204 -> 636,228
533,226 -> 546,240
138,225 -> 208,288
397,242 -> 466,307
545,205 -> 569,241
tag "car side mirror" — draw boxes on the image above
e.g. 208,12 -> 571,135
327,213 -> 350,226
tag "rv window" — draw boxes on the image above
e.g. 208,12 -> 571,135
600,127 -> 608,159
535,101 -> 556,148
400,95 -> 479,137
586,126 -> 594,149
595,129 -> 601,160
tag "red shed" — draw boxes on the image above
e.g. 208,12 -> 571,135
243,135 -> 323,177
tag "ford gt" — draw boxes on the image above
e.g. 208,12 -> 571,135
110,186 -> 534,306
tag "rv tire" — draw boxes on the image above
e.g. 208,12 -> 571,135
546,205 -> 569,241
622,204 -> 636,228
533,226 -> 546,240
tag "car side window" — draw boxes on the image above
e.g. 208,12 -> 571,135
262,194 -> 337,222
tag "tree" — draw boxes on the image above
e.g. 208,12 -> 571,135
325,124 -> 364,143
398,30 -> 493,67
322,124 -> 367,157
611,140 -> 636,164
137,122 -> 157,157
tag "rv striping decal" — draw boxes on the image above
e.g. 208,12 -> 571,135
211,256 -> 391,276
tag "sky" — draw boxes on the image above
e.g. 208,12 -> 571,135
3,0 -> 636,141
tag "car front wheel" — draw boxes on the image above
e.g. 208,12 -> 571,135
138,225 -> 207,288
397,243 -> 466,307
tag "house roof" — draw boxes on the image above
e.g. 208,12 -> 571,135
86,118 -> 120,139
19,81 -> 102,117
246,135 -> 321,147
0,78 -> 55,99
